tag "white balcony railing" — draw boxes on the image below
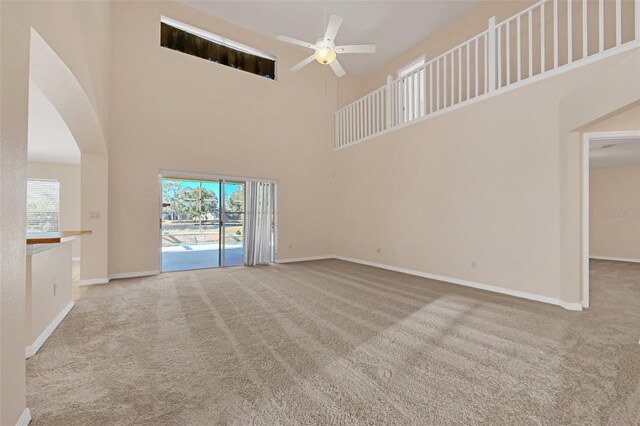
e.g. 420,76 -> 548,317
335,0 -> 640,149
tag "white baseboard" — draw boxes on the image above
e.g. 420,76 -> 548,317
276,255 -> 334,264
72,257 -> 81,262
109,270 -> 159,280
559,301 -> 584,311
332,255 -> 582,312
15,408 -> 31,426
79,277 -> 109,286
79,270 -> 159,286
590,255 -> 640,264
25,301 -> 75,358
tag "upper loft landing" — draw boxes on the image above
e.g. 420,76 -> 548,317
335,0 -> 640,149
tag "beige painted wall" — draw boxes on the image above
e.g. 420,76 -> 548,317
27,161 -> 82,258
583,103 -> 640,132
1,1 -> 111,422
334,47 -> 640,305
25,243 -> 74,347
81,153 -> 108,281
107,1 -> 337,274
590,165 -> 640,261
341,0 -> 534,106
12,1 -> 112,137
339,0 -> 638,108
0,1 -> 30,424
16,2 -> 111,283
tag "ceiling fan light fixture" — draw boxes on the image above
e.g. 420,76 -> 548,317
278,15 -> 373,77
314,47 -> 336,64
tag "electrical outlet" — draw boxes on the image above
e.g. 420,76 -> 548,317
89,211 -> 100,219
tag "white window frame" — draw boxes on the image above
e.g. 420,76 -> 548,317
161,16 -> 276,61
26,178 -> 60,233
397,55 -> 427,123
398,55 -> 427,78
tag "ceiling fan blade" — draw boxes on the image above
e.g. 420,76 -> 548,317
323,15 -> 343,43
329,59 -> 346,78
335,44 -> 376,54
277,35 -> 317,50
290,55 -> 316,72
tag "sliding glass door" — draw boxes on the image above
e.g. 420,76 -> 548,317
222,182 -> 245,267
161,178 -> 245,272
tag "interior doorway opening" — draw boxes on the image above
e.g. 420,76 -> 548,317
582,130 -> 640,307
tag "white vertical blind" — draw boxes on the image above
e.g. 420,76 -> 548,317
27,179 -> 60,232
244,181 -> 276,266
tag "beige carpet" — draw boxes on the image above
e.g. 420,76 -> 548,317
27,259 -> 640,425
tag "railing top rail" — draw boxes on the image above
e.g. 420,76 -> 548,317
335,83 -> 387,114
335,25 -> 494,116
495,0 -> 550,27
335,0 -> 639,148
421,29 -> 489,68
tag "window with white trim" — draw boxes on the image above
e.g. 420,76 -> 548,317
160,16 -> 277,80
27,179 -> 60,232
398,56 -> 427,123
398,56 -> 426,78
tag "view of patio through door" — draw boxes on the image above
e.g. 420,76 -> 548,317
161,178 -> 245,272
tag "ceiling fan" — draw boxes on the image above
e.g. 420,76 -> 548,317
277,15 -> 376,78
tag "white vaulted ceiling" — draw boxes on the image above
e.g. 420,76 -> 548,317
590,138 -> 640,169
180,1 -> 484,76
27,80 -> 80,164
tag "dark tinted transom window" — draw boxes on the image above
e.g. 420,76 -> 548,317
161,16 -> 276,80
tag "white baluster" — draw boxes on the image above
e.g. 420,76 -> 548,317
416,70 -> 420,118
498,25 -> 502,87
374,91 -> 379,134
554,0 -> 558,68
336,111 -> 339,147
583,0 -> 588,58
488,17 -> 496,92
466,43 -> 471,100
636,0 -> 640,41
599,0 -> 604,52
458,48 -> 462,103
437,59 -> 441,109
529,10 -> 533,77
616,0 -> 621,46
516,16 -> 521,81
541,2 -> 546,72
506,21 -> 511,85
361,98 -> 365,138
385,75 -> 392,130
475,39 -> 479,97
429,62 -> 434,113
444,57 -> 448,107
341,111 -> 345,146
568,0 -> 573,63
356,103 -> 360,141
450,52 -> 454,105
